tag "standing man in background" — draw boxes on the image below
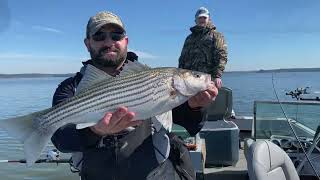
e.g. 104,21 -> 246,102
179,7 -> 228,88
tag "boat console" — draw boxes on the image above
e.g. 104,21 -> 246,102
254,101 -> 320,177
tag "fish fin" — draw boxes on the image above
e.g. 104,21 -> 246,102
76,64 -> 113,95
0,109 -> 52,166
76,122 -> 97,129
152,111 -> 173,132
0,115 -> 34,142
0,109 -> 49,140
119,61 -> 151,76
24,131 -> 51,166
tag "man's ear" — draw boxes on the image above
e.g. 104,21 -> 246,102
84,38 -> 90,52
124,36 -> 129,45
195,18 -> 199,25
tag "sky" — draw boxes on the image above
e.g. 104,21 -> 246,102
0,0 -> 320,74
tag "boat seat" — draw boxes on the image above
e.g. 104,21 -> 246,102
202,87 -> 233,121
244,139 -> 300,180
200,87 -> 239,166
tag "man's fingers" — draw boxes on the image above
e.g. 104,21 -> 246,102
207,84 -> 218,97
112,111 -> 135,131
126,120 -> 143,128
199,91 -> 212,105
90,113 -> 112,136
108,107 -> 128,128
101,113 -> 113,125
91,107 -> 139,135
196,92 -> 206,103
188,81 -> 219,108
112,120 -> 142,133
203,91 -> 211,98
115,112 -> 135,126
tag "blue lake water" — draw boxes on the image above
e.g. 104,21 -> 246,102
0,71 -> 319,179
223,71 -> 320,116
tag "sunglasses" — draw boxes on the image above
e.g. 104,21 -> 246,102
91,31 -> 126,42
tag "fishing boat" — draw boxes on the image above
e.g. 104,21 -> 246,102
2,86 -> 319,180
172,87 -> 320,180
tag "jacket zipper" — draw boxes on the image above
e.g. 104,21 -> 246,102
113,136 -> 119,180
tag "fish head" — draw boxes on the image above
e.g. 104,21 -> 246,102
173,69 -> 211,97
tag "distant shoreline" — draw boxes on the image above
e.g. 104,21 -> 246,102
227,67 -> 320,73
1,68 -> 320,78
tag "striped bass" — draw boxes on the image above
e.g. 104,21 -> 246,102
0,62 -> 211,166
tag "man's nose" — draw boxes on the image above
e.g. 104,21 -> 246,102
102,34 -> 114,46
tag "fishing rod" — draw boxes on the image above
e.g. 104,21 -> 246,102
0,149 -> 70,164
0,159 -> 70,164
272,73 -> 320,179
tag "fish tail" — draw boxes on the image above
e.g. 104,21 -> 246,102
0,109 -> 52,166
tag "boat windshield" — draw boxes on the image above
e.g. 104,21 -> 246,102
254,101 -> 320,140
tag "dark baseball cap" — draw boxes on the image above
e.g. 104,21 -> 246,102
86,11 -> 125,37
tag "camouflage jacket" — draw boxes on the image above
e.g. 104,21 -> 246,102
178,24 -> 227,78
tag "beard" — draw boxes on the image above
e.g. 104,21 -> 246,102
89,46 -> 127,68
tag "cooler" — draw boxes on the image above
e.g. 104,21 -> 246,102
200,120 -> 239,166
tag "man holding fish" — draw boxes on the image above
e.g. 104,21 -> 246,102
0,11 -> 217,180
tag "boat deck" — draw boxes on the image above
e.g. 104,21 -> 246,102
204,147 -> 248,180
201,131 -> 318,180
202,131 -> 249,180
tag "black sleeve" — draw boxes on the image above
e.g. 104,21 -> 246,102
52,76 -> 77,106
51,75 -> 101,153
172,102 -> 205,136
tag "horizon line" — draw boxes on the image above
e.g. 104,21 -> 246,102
1,67 -> 320,75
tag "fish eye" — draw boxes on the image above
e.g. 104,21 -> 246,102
194,74 -> 201,78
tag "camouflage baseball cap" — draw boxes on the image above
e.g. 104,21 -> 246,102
86,11 -> 125,37
195,7 -> 210,19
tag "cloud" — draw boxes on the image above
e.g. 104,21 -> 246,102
129,49 -> 158,59
32,25 -> 63,34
